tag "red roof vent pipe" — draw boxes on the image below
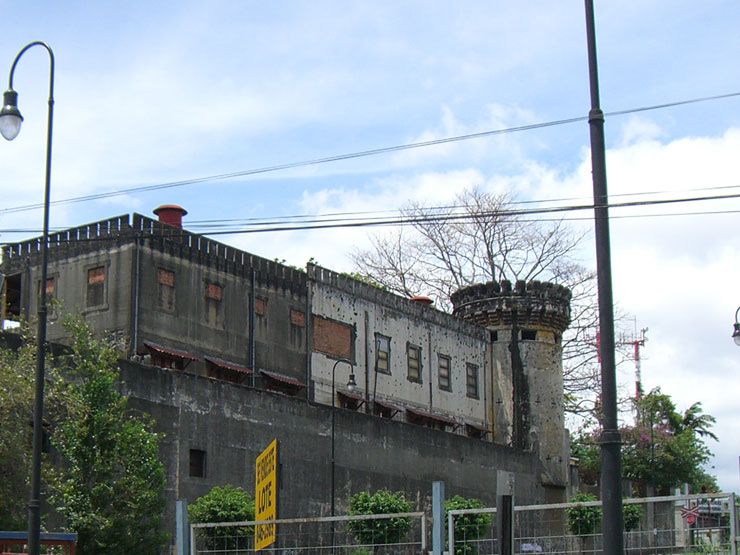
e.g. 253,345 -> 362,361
153,205 -> 188,229
410,295 -> 434,306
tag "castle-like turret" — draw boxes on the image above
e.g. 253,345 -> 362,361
451,280 -> 571,486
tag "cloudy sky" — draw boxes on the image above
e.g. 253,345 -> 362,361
1,2 -> 739,493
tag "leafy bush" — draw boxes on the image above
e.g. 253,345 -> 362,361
445,495 -> 492,555
623,503 -> 643,532
566,492 -> 602,538
346,489 -> 412,545
189,485 -> 255,550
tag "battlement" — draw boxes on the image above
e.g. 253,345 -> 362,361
0,213 -> 308,295
308,263 -> 487,340
450,279 -> 571,332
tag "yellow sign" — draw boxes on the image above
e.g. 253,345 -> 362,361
254,438 -> 278,551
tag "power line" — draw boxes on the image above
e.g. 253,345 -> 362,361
2,90 -> 739,217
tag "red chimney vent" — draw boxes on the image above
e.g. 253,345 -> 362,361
153,205 -> 188,229
410,295 -> 434,306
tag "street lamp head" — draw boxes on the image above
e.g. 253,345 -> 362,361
346,373 -> 357,391
0,89 -> 23,140
733,323 -> 740,347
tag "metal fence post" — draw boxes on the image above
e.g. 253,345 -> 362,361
176,499 -> 189,555
497,471 -> 515,555
432,481 -> 445,555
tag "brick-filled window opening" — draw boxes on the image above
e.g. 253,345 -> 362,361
290,308 -> 305,327
189,448 -> 206,478
466,363 -> 479,399
312,315 -> 353,361
86,266 -> 106,308
375,334 -> 391,375
407,344 -> 422,382
438,354 -> 451,391
157,268 -> 176,312
38,277 -> 57,319
254,297 -> 267,317
205,282 -> 223,326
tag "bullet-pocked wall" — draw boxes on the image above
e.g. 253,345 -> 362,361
308,264 -> 489,431
451,280 -> 572,487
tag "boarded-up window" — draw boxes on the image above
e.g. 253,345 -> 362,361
407,344 -> 421,382
438,354 -> 451,391
205,282 -> 223,326
312,315 -> 352,360
157,268 -> 175,312
86,266 -> 105,307
290,308 -> 305,327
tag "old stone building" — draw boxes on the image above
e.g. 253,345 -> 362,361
1,205 -> 573,540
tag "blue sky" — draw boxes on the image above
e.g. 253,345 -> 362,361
2,2 -> 740,494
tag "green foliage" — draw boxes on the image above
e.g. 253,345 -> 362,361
572,388 -> 718,495
189,485 -> 255,550
0,322 -> 69,530
48,316 -> 167,554
566,493 -> 601,538
445,495 -> 492,555
622,503 -> 643,532
340,271 -> 389,291
346,489 -> 412,545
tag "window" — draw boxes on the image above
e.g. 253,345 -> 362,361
466,363 -> 479,398
205,282 -> 223,327
290,308 -> 305,327
375,334 -> 391,375
438,354 -> 451,391
37,276 -> 57,319
157,268 -> 175,312
189,449 -> 206,478
255,297 -> 267,316
521,329 -> 537,341
490,330 -> 498,342
407,344 -> 422,382
86,266 -> 106,308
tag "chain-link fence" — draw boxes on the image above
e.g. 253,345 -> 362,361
448,492 -> 738,555
190,511 -> 426,554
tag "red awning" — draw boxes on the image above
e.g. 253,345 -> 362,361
406,407 -> 458,427
372,397 -> 404,416
465,422 -> 490,435
205,356 -> 252,375
144,340 -> 199,361
338,389 -> 365,402
259,369 -> 306,388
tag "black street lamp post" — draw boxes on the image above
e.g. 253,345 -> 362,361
330,358 -> 357,519
0,41 -> 55,555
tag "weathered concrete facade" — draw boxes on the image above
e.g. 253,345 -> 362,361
1,209 -> 575,544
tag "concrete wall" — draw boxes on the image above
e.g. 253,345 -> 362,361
119,360 -> 550,548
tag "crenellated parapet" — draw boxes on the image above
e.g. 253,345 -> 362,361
450,279 -> 571,333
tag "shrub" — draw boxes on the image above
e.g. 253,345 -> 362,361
346,489 -> 412,546
445,495 -> 492,555
623,503 -> 643,532
566,492 -> 602,538
189,485 -> 255,551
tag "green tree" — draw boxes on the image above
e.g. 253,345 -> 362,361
572,388 -> 718,495
346,489 -> 412,547
0,323 -> 69,530
445,495 -> 492,555
48,316 -> 167,554
189,485 -> 255,551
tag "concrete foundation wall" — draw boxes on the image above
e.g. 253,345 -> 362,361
119,360 -> 555,546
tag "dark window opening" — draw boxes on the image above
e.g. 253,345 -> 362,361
521,329 -> 537,341
157,268 -> 176,312
86,266 -> 106,308
466,363 -> 479,399
407,344 -> 422,383
438,354 -> 451,391
189,449 -> 206,478
375,334 -> 391,375
465,424 -> 488,440
490,330 -> 498,342
151,352 -> 187,370
2,273 -> 22,321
